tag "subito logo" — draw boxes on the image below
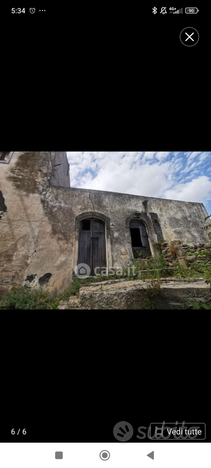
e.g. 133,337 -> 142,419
113,421 -> 134,441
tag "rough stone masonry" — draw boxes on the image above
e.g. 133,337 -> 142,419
0,151 -> 210,295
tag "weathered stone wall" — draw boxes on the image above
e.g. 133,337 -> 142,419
0,152 -> 210,295
50,152 -> 70,188
65,188 -> 210,272
180,241 -> 211,267
0,152 -> 71,294
161,241 -> 178,267
145,197 -> 210,245
160,240 -> 211,269
69,188 -> 210,242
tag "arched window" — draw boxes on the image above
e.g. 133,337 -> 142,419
130,219 -> 150,257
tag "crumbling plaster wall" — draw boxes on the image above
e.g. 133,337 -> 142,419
0,152 -> 210,295
0,152 -> 71,294
148,197 -> 210,245
38,187 -> 210,284
66,187 -> 210,267
49,152 -> 70,188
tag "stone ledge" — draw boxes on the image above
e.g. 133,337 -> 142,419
58,278 -> 211,310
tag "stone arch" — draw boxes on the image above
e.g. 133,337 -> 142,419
75,211 -> 111,236
73,211 -> 112,276
126,212 -> 157,259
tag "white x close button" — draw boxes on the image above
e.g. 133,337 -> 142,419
179,27 -> 200,47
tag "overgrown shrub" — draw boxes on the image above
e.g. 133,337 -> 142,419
174,263 -> 186,278
147,267 -> 154,279
155,254 -> 171,277
142,281 -> 161,309
0,287 -> 57,310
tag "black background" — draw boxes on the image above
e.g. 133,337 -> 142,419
0,311 -> 209,442
1,3 -> 210,444
1,4 -> 209,150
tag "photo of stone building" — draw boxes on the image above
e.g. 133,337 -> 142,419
0,151 -> 210,295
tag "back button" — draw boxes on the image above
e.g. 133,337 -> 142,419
147,451 -> 154,460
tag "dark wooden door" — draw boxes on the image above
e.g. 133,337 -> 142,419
139,224 -> 150,247
78,218 -> 106,275
78,219 -> 92,269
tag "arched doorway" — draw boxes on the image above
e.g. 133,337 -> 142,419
130,219 -> 150,257
77,217 -> 106,275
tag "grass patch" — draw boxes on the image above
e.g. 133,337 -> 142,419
142,281 -> 162,309
133,251 -> 152,259
155,269 -> 161,280
147,267 -> 154,280
184,301 -> 211,310
155,254 -> 171,277
200,250 -> 211,258
0,287 -> 58,310
174,263 -> 186,278
2,250 -> 211,310
59,268 -> 139,301
189,261 -> 211,279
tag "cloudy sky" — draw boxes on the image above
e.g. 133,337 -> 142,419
67,152 -> 211,217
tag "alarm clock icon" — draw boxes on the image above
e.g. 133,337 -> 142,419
29,7 -> 36,13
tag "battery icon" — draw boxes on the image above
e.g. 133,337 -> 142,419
185,7 -> 199,14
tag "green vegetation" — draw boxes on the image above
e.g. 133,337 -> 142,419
203,214 -> 211,232
156,254 -> 171,277
134,251 -> 151,259
190,260 -> 211,279
0,287 -> 59,310
189,250 -> 211,257
146,267 -> 154,280
142,281 -> 162,309
174,262 -> 186,278
184,301 -> 211,310
155,269 -> 161,280
1,237 -> 211,309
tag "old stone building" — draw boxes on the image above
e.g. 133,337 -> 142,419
0,151 -> 210,294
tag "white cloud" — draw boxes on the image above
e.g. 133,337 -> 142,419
141,152 -> 156,163
163,176 -> 211,203
67,151 -> 211,214
154,152 -> 170,161
186,151 -> 202,161
68,152 -> 173,197
198,152 -> 210,163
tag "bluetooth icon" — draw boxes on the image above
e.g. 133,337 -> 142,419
152,6 -> 157,14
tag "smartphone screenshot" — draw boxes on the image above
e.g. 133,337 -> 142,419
0,3 -> 209,468
0,150 -> 211,310
0,422 -> 209,467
